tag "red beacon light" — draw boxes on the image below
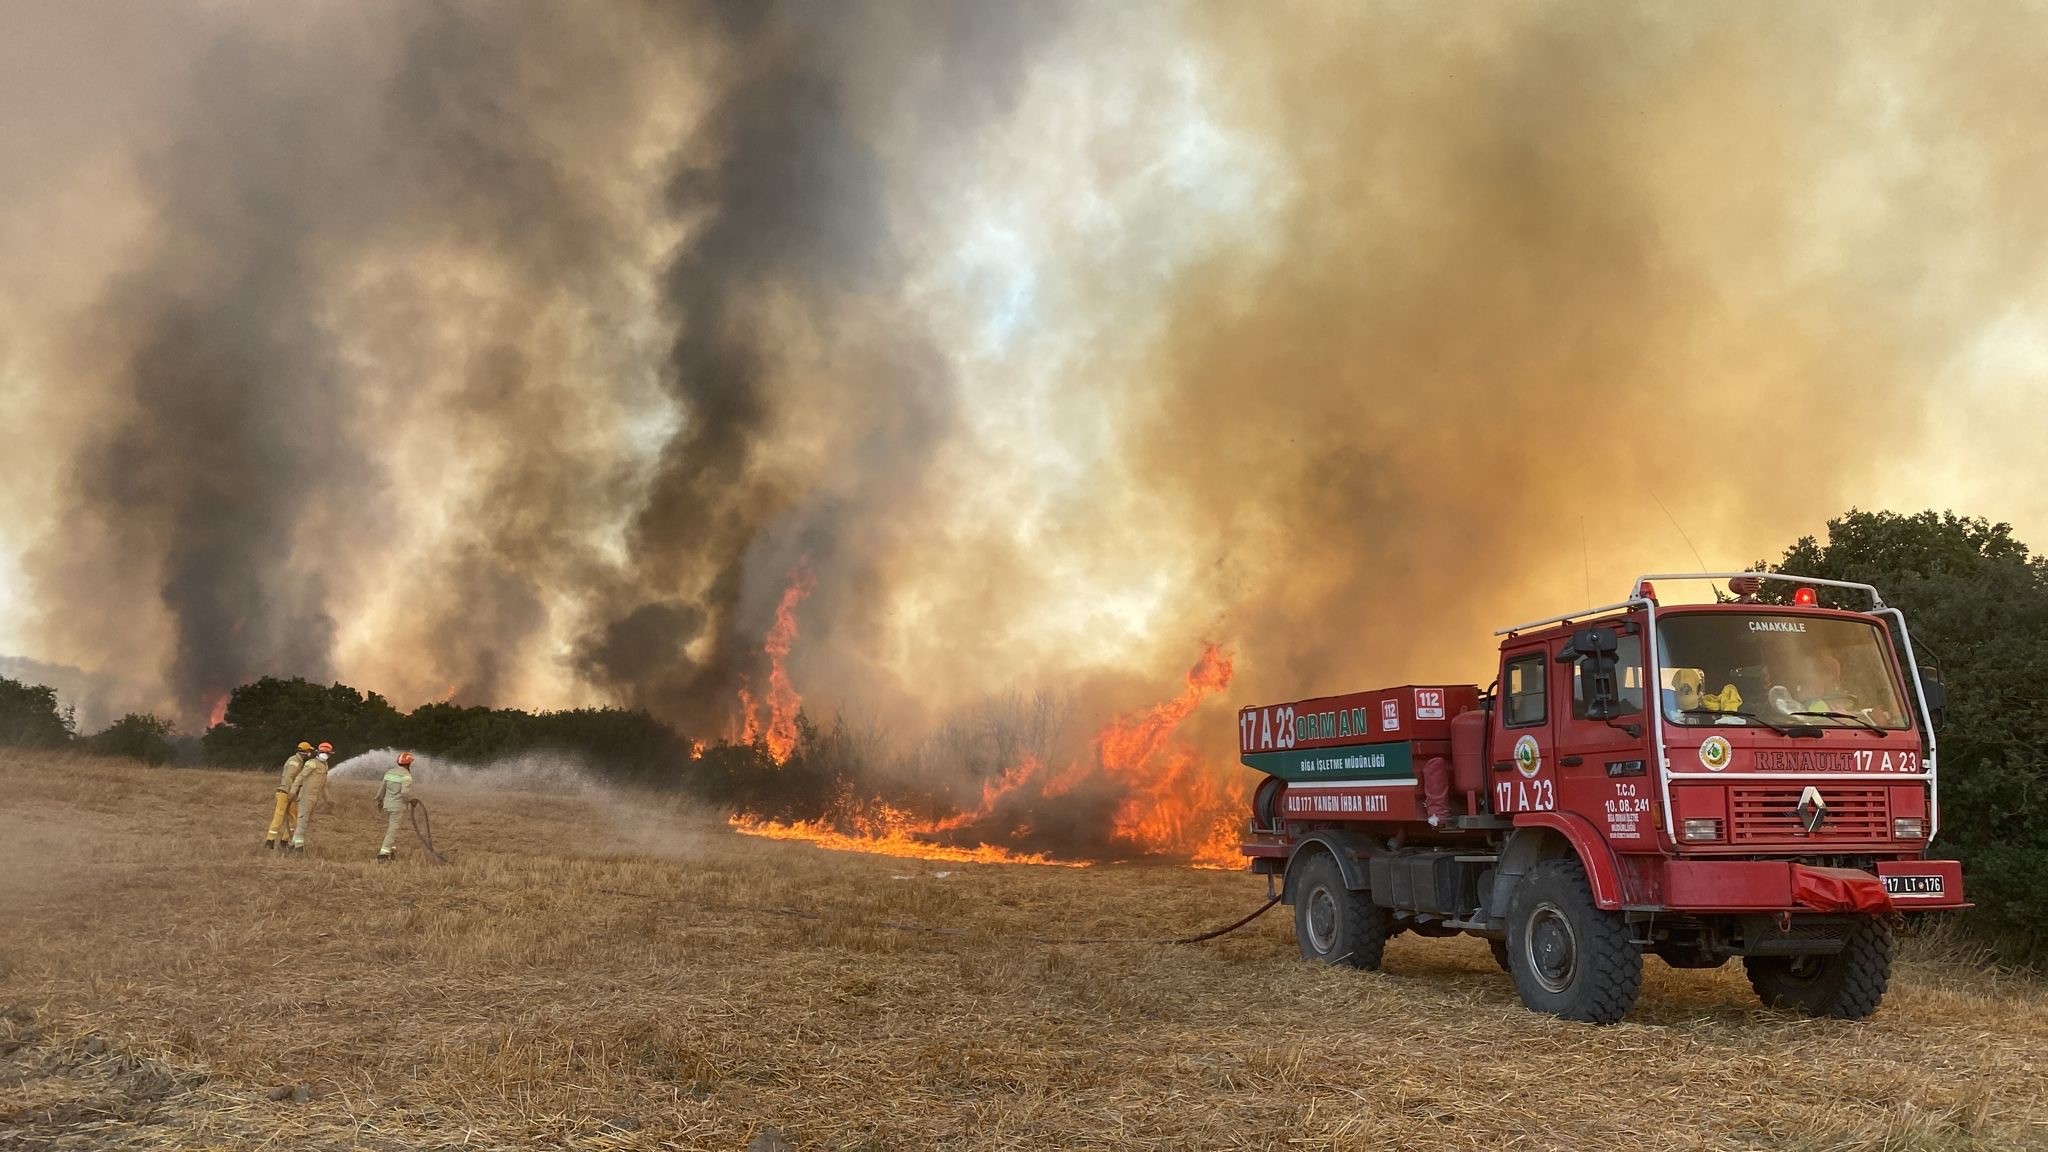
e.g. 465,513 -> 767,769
1637,581 -> 1658,602
1793,586 -> 1819,606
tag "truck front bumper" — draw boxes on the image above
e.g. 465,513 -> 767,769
1656,858 -> 1967,913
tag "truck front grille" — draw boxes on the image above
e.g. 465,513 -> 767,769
1728,785 -> 1890,844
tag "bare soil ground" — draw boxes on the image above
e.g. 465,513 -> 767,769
1,753 -> 2044,1151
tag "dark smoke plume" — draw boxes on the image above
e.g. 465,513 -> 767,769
580,1 -> 1066,734
29,16 -> 381,725
8,3 -> 700,725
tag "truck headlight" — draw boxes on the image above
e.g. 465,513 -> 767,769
1682,818 -> 1723,842
1894,817 -> 1925,839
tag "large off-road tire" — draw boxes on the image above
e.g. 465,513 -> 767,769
1292,851 -> 1392,970
1743,917 -> 1893,1020
1506,858 -> 1643,1024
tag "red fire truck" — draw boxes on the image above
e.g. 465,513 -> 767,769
1239,572 -> 1964,1024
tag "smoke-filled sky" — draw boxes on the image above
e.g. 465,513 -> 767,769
2,1 -> 2045,739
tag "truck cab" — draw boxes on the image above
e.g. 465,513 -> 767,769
1240,572 -> 1964,1024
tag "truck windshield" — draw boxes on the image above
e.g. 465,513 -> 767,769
1656,612 -> 1910,730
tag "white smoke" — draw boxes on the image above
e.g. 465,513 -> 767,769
328,747 -> 603,793
325,746 -> 709,860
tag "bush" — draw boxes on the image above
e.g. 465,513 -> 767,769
200,677 -> 405,767
696,713 -> 848,821
0,676 -> 74,748
398,702 -> 693,785
84,714 -> 179,765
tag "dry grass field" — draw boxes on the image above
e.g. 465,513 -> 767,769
2,753 -> 2045,1151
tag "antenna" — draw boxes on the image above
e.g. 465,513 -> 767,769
1580,517 -> 1592,608
1648,487 -> 1709,571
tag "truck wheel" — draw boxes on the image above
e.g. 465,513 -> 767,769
1743,917 -> 1893,1020
1506,858 -> 1642,1025
1292,852 -> 1391,969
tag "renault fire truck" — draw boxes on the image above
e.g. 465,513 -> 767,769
1239,573 -> 1964,1024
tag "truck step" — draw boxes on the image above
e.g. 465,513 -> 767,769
1441,917 -> 1500,932
1454,855 -> 1499,864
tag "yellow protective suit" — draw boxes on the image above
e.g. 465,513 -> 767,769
374,766 -> 415,857
289,754 -> 331,849
265,753 -> 308,845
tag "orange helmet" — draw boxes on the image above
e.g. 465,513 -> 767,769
397,752 -> 414,767
317,742 -> 334,754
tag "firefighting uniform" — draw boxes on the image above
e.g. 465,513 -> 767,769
374,765 -> 414,856
266,752 -> 308,844
290,753 -> 331,848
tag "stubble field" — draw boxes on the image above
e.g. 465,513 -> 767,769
1,753 -> 2044,1151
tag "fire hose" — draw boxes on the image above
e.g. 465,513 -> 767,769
598,889 -> 1285,946
407,799 -> 450,865
1166,894 -> 1283,944
1036,894 -> 1282,946
758,896 -> 1281,945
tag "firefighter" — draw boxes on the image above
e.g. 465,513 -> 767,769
373,752 -> 418,863
265,741 -> 314,849
288,742 -> 334,852
1799,652 -> 1847,706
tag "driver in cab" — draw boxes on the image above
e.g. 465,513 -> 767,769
1768,651 -> 1894,727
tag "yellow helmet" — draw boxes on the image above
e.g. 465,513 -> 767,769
297,741 -> 314,752
1670,669 -> 1704,712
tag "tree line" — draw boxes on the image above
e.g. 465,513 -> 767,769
1,507 -> 2044,957
0,664 -> 874,821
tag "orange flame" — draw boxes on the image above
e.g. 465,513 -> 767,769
730,807 -> 1085,867
1095,643 -> 1247,867
729,562 -> 814,762
206,692 -> 229,729
731,643 -> 1250,869
733,688 -> 762,746
760,564 -> 814,761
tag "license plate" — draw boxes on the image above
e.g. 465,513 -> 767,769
1883,874 -> 1945,897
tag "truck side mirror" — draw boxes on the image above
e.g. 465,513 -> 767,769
1561,628 -> 1623,722
1919,674 -> 1947,730
1568,627 -> 1619,658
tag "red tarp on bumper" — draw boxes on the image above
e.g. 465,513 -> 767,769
1790,864 -> 1894,913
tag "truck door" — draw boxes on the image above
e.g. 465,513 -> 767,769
1492,644 -> 1558,815
1555,627 -> 1655,847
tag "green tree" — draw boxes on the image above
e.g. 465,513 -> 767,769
201,677 -> 404,766
1765,509 -> 2048,951
85,713 -> 179,765
0,676 -> 75,748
